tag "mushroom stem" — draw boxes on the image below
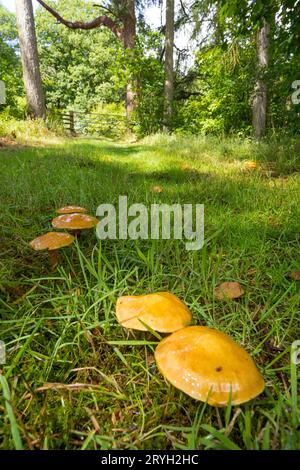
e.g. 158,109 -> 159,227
73,229 -> 81,238
49,250 -> 59,269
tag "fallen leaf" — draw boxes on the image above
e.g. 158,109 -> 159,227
290,270 -> 300,281
36,382 -> 99,392
85,407 -> 101,433
111,410 -> 123,426
214,281 -> 245,300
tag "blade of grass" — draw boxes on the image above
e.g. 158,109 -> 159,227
0,374 -> 23,450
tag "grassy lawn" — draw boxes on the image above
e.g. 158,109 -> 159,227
0,134 -> 300,450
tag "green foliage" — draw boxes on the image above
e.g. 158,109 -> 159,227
0,4 -> 24,117
34,0 -> 165,136
175,0 -> 300,136
175,43 -> 255,135
132,32 -> 165,135
2,0 -> 300,137
0,115 -> 60,140
35,0 -> 123,112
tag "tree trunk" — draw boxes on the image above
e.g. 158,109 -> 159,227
15,0 -> 46,119
252,19 -> 270,139
163,0 -> 174,131
122,0 -> 136,118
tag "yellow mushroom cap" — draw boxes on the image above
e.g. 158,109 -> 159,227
56,206 -> 87,214
244,160 -> 257,170
52,213 -> 99,230
155,326 -> 265,406
29,232 -> 75,251
116,292 -> 192,333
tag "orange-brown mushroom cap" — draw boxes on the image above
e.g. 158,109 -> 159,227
116,292 -> 192,333
29,232 -> 75,251
56,206 -> 87,214
52,213 -> 99,230
215,282 -> 244,300
155,326 -> 265,406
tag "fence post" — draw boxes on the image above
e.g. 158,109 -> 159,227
69,110 -> 75,135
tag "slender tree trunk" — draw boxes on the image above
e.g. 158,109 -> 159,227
252,19 -> 270,139
122,0 -> 136,118
15,0 -> 46,119
163,0 -> 174,131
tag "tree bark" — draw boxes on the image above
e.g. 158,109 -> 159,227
122,0 -> 136,118
252,19 -> 270,139
163,0 -> 174,131
15,0 -> 46,119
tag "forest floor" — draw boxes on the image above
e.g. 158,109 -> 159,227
0,133 -> 300,450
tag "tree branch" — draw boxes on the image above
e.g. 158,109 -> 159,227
36,0 -> 124,40
93,3 -> 122,21
179,0 -> 189,20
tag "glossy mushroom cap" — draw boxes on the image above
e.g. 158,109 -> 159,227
29,232 -> 75,251
52,213 -> 99,230
116,292 -> 192,333
155,326 -> 265,406
56,206 -> 87,214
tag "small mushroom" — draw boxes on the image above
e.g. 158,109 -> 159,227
51,213 -> 98,236
151,185 -> 163,193
155,326 -> 265,406
116,291 -> 192,333
56,206 -> 87,214
29,232 -> 74,268
244,160 -> 257,170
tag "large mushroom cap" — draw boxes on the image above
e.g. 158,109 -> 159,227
56,206 -> 87,214
29,232 -> 75,251
52,213 -> 99,230
116,292 -> 192,333
155,326 -> 265,406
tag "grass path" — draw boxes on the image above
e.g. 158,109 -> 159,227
0,134 -> 299,449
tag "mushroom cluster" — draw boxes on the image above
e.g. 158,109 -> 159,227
116,290 -> 265,407
29,205 -> 265,408
29,205 -> 98,268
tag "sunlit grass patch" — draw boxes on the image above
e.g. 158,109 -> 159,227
0,134 -> 299,449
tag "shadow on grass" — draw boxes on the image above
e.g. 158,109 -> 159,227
1,138 -> 300,279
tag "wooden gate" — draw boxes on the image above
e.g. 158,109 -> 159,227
61,110 -> 129,137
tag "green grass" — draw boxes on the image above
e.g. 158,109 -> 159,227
0,132 -> 299,450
